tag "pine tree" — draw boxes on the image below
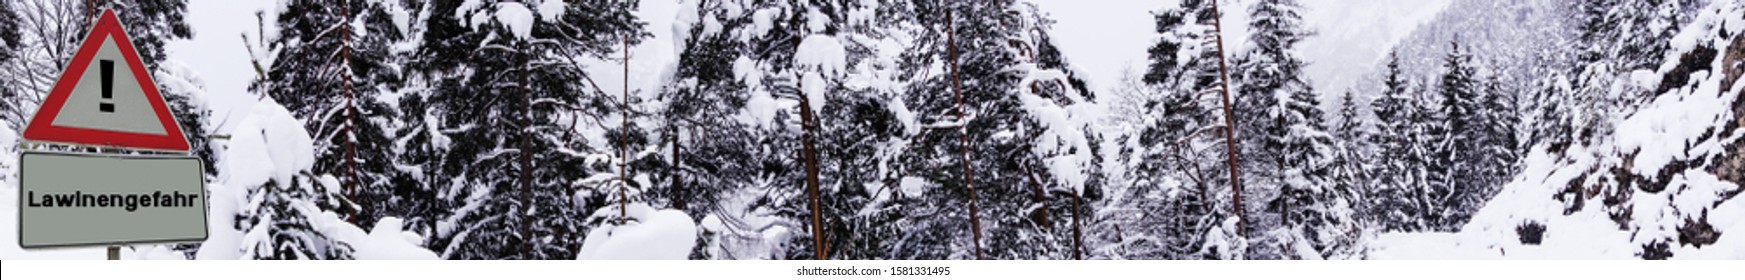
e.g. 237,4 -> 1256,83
410,0 -> 648,260
894,0 -> 1104,260
650,0 -> 772,259
1366,52 -> 1427,232
653,0 -> 903,260
1330,90 -> 1368,226
259,0 -> 409,230
229,98 -> 356,260
1427,40 -> 1483,230
1102,0 -> 1233,260
1230,0 -> 1353,259
1474,73 -> 1519,198
0,2 -> 21,128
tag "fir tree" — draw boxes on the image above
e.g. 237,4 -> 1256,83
1102,0 -> 1233,260
896,0 -> 1104,260
410,0 -> 648,260
1230,0 -> 1354,259
1429,40 -> 1469,229
0,2 -> 21,128
1366,52 -> 1427,232
259,0 -> 409,229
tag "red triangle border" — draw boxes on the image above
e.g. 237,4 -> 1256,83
21,9 -> 190,152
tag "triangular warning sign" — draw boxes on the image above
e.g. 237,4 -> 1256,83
22,9 -> 189,152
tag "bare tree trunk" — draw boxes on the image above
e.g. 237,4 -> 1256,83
947,7 -> 985,260
670,126 -> 684,210
1072,188 -> 1083,260
619,39 -> 630,219
1210,0 -> 1245,237
800,84 -> 827,260
1024,165 -> 1049,229
342,0 -> 358,224
519,42 -> 535,258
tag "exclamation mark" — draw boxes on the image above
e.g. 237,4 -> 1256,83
100,60 -> 114,113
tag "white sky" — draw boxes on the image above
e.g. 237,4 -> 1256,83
166,0 -> 273,135
1027,0 -> 1161,95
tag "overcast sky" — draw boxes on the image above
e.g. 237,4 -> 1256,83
165,0 -> 271,135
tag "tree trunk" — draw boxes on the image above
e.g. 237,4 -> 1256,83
800,87 -> 827,260
946,8 -> 985,260
1210,0 -> 1245,237
520,41 -> 536,258
1024,165 -> 1050,229
341,0 -> 358,224
1072,188 -> 1083,260
619,39 -> 630,219
671,126 -> 684,210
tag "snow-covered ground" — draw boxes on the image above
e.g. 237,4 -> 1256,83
1367,1 -> 1745,258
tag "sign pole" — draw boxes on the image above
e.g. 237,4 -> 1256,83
107,245 -> 119,260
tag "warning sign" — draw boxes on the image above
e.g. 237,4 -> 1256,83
21,9 -> 190,152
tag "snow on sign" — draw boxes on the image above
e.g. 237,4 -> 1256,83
21,9 -> 190,151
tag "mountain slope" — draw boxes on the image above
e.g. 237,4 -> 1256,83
1369,1 -> 1745,259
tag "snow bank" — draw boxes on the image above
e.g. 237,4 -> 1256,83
1370,1 -> 1745,259
194,181 -> 246,260
576,203 -> 698,260
354,217 -> 440,260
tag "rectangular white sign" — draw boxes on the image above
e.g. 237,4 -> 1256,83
18,151 -> 207,248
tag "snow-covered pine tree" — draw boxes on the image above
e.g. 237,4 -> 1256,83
1562,0 -> 1699,149
1229,0 -> 1356,260
658,0 -> 822,260
228,97 -> 357,260
410,0 -> 648,260
259,0 -> 409,229
1471,73 -> 1519,203
1527,72 -> 1575,152
894,0 -> 1104,260
655,0 -> 911,260
782,1 -> 910,260
0,2 -> 19,128
1329,90 -> 1369,227
1426,40 -> 1484,230
1404,80 -> 1439,226
1098,0 -> 1232,260
651,0 -> 776,259
1365,52 -> 1428,232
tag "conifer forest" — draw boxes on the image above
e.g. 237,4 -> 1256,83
2,0 -> 1744,260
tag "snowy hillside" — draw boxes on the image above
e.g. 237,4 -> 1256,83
1370,0 -> 1744,259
